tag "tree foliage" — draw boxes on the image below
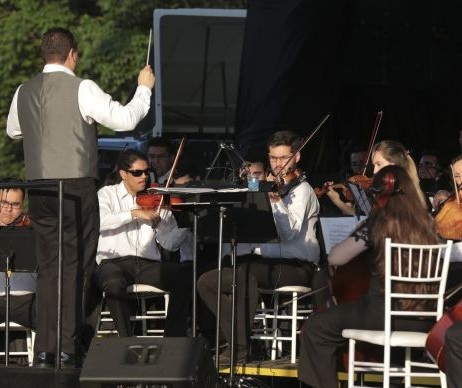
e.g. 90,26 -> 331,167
0,0 -> 245,178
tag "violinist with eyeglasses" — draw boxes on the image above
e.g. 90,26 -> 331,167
0,179 -> 36,332
197,130 -> 321,364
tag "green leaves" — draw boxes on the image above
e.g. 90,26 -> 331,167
0,0 -> 245,178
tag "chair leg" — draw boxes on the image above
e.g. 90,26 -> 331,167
404,347 -> 411,388
26,330 -> 35,366
141,297 -> 147,336
440,369 -> 447,388
347,338 -> 356,388
291,292 -> 297,364
270,293 -> 280,360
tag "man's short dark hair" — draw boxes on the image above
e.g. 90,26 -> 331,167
147,138 -> 176,156
41,27 -> 78,64
0,177 -> 25,200
267,130 -> 301,153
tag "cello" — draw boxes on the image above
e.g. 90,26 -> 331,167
425,288 -> 462,372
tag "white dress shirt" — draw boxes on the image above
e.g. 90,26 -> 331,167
6,64 -> 152,138
96,182 -> 193,264
225,181 -> 321,263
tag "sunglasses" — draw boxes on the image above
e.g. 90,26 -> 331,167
125,169 -> 150,177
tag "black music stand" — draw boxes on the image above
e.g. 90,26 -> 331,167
195,191 -> 278,386
171,200 -> 240,339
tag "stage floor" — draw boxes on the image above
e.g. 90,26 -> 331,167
0,357 -> 443,388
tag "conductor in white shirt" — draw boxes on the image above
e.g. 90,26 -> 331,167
95,149 -> 193,337
6,27 -> 155,367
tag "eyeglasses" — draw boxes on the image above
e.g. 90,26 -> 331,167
419,162 -> 437,169
268,155 -> 292,163
125,169 -> 150,177
0,201 -> 21,210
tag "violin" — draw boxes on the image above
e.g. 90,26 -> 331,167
315,112 -> 381,202
315,176 -> 373,202
314,182 -> 353,202
273,168 -> 306,198
136,183 -> 184,210
434,166 -> 462,240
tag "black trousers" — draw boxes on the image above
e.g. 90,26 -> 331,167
0,293 -> 36,329
197,255 -> 315,348
445,320 -> 462,388
95,256 -> 192,337
28,178 -> 99,355
298,293 -> 433,388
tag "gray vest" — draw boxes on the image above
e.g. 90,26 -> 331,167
17,72 -> 98,180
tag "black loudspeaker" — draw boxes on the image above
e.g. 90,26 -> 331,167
79,337 -> 217,388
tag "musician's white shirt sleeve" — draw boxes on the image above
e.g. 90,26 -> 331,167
6,64 -> 151,138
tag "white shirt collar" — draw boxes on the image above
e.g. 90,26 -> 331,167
116,181 -> 134,200
43,63 -> 75,77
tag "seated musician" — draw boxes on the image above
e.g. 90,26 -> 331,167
418,150 -> 451,200
317,145 -> 367,216
433,155 -> 462,294
0,178 -> 36,330
298,165 -> 439,388
197,130 -> 320,363
239,150 -> 267,182
172,160 -> 202,186
94,149 -> 193,337
147,137 -> 176,185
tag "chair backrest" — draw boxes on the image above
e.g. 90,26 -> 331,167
384,238 -> 453,336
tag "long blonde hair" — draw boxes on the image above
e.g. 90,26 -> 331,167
372,140 -> 427,209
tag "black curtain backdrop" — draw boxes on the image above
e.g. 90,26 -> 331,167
234,0 -> 462,183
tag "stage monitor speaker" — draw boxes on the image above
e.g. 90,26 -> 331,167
79,337 -> 217,388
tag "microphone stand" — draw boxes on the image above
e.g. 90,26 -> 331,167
3,252 -> 12,367
228,239 -> 237,386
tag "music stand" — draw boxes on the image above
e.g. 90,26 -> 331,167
346,182 -> 372,217
171,200 -> 240,339
197,191 -> 278,384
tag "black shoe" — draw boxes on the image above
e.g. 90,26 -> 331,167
60,352 -> 83,369
34,351 -> 82,368
35,352 -> 55,368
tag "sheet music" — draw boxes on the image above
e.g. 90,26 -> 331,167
320,216 -> 367,254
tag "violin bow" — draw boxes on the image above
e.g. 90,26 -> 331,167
274,113 -> 331,182
361,110 -> 383,176
156,136 -> 186,212
450,165 -> 460,205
